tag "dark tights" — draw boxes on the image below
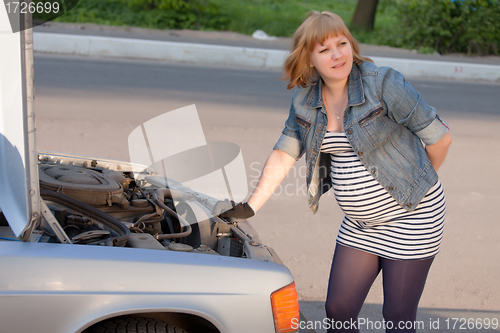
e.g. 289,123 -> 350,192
325,244 -> 434,333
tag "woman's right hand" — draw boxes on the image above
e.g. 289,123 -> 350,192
219,201 -> 255,219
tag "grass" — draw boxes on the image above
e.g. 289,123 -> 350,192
209,0 -> 357,37
55,0 -> 194,29
52,0 -> 410,49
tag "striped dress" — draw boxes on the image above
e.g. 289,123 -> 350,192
320,131 -> 446,260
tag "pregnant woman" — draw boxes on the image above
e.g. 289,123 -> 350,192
220,10 -> 452,332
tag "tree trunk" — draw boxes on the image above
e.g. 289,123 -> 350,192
350,0 -> 379,31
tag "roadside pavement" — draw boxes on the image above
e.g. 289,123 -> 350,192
33,22 -> 500,83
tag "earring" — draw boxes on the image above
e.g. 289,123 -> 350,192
310,64 -> 314,68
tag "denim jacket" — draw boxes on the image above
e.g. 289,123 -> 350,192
273,61 -> 449,213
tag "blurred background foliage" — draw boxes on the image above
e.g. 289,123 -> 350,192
54,0 -> 499,55
390,0 -> 499,55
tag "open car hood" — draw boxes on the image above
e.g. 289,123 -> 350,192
0,11 -> 39,238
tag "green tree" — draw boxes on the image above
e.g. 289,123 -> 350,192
392,0 -> 499,55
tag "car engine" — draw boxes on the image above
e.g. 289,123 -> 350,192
0,152 -> 279,262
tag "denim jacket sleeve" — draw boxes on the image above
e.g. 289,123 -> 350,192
272,90 -> 305,160
377,67 -> 450,145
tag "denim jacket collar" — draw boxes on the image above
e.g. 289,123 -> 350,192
304,64 -> 366,110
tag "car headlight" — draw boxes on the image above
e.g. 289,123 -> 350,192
270,281 -> 299,333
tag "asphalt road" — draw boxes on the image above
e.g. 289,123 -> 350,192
34,54 -> 500,333
34,54 -> 500,118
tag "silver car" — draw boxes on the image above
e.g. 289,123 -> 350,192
0,9 -> 299,333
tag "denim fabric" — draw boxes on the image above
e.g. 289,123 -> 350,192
273,62 -> 450,213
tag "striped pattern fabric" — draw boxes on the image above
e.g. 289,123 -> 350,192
321,131 -> 446,260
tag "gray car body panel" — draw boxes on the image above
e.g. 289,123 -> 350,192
0,241 -> 292,333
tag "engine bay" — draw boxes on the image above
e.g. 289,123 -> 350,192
0,152 -> 278,263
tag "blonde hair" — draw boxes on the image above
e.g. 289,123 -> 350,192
283,10 -> 373,89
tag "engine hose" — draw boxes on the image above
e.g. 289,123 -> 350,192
40,189 -> 130,247
133,212 -> 158,228
152,192 -> 192,240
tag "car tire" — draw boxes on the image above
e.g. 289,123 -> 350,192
84,316 -> 189,333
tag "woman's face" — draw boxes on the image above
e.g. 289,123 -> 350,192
310,34 -> 353,84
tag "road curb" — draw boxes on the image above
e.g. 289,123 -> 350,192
371,56 -> 500,83
33,32 -> 500,83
